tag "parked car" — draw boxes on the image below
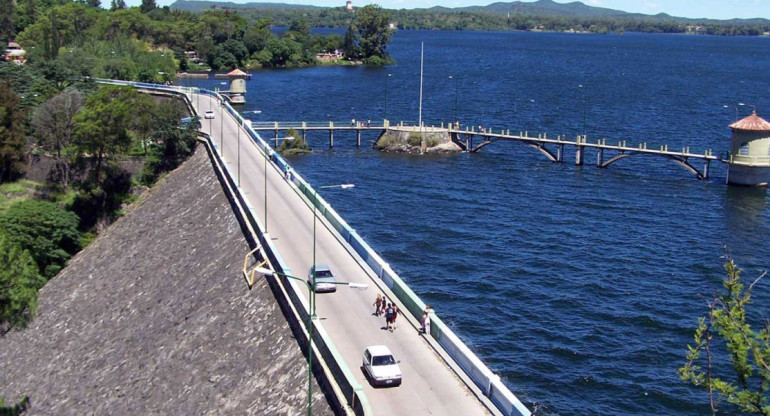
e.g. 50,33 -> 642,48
308,264 -> 337,293
362,345 -> 402,387
204,110 -> 215,119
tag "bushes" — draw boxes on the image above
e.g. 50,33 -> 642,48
407,132 -> 422,147
0,199 -> 81,278
277,128 -> 311,155
0,233 -> 43,333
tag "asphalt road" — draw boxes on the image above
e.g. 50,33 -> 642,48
194,94 -> 492,416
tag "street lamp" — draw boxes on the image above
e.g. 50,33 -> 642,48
578,84 -> 587,138
384,73 -> 392,122
250,266 -> 368,416
449,75 -> 458,128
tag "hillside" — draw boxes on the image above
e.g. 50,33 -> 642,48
0,147 -> 333,415
170,0 -> 770,24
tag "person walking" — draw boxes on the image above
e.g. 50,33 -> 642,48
385,302 -> 395,332
420,305 -> 432,335
391,305 -> 399,330
373,294 -> 383,316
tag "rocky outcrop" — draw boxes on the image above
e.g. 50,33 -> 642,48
0,146 -> 332,416
374,127 -> 462,154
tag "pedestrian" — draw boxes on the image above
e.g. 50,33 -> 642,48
385,302 -> 395,332
367,119 -> 371,127
392,305 -> 399,330
351,118 -> 356,126
373,294 -> 383,316
420,305 -> 432,334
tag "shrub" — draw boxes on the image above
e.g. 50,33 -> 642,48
278,128 -> 311,155
0,200 -> 81,278
407,132 -> 423,147
72,163 -> 131,230
0,233 -> 43,332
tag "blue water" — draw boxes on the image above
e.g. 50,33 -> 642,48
188,31 -> 770,415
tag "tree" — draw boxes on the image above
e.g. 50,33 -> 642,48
342,25 -> 359,60
0,81 -> 28,184
0,0 -> 15,39
0,200 -> 80,279
356,5 -> 392,64
243,19 -> 273,55
31,90 -> 85,190
680,259 -> 770,415
0,232 -> 43,334
74,85 -> 135,185
140,0 -> 156,14
140,100 -> 197,185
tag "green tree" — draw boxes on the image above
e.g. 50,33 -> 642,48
0,232 -> 43,333
0,200 -> 80,278
0,81 -> 28,184
243,19 -> 273,55
0,0 -> 15,39
680,259 -> 770,415
31,90 -> 85,190
140,100 -> 197,185
74,85 -> 135,184
342,25 -> 359,60
356,4 -> 392,64
140,0 -> 156,14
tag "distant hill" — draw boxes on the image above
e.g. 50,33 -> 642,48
170,0 -> 770,25
171,1 -> 323,12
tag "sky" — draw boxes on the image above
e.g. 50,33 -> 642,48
148,0 -> 770,20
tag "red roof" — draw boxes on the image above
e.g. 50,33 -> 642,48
227,69 -> 247,77
729,111 -> 770,131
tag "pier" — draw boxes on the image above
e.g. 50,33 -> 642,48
247,120 -> 721,180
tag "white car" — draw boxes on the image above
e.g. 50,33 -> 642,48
308,264 -> 337,293
204,110 -> 215,119
362,345 -> 402,387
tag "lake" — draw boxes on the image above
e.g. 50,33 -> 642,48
189,29 -> 770,415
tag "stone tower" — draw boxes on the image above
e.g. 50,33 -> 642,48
727,111 -> 770,186
227,68 -> 247,104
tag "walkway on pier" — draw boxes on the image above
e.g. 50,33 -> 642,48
251,120 -> 721,180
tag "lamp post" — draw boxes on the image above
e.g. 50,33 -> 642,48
251,266 -> 368,416
578,84 -> 587,137
384,73 -> 392,122
449,75 -> 459,128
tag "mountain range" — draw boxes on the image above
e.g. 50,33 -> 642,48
169,0 -> 768,23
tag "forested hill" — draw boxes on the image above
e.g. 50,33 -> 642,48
170,0 -> 770,35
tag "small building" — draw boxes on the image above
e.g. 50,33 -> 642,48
727,110 -> 770,186
4,42 -> 26,65
316,49 -> 344,62
227,68 -> 248,104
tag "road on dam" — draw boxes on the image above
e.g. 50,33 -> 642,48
193,93 -> 493,416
